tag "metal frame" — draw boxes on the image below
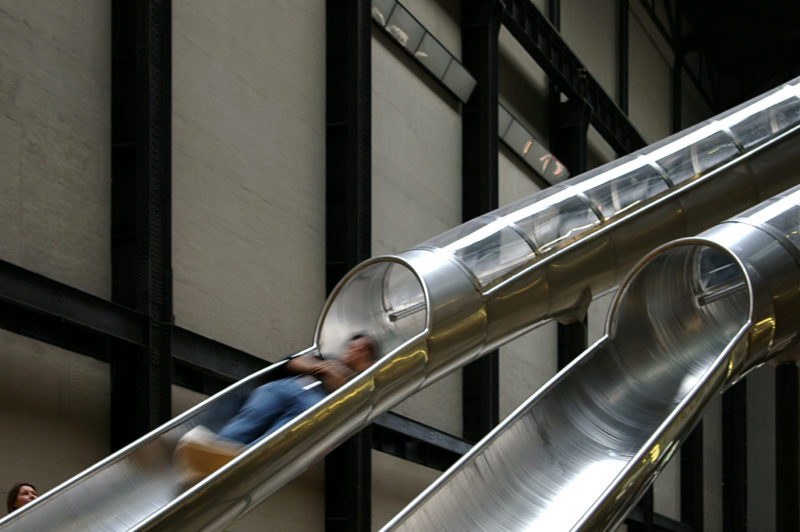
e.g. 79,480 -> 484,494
545,1 -> 591,375
325,1 -> 374,529
722,381 -> 748,532
549,89 -> 592,372
618,0 -> 630,114
460,0 -> 502,443
775,364 -> 800,531
110,0 -> 173,449
373,413 -> 472,471
501,0 -> 646,155
680,428 -> 704,529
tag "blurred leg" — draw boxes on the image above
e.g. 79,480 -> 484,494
217,378 -> 297,444
252,384 -> 329,443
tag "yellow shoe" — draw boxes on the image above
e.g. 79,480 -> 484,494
174,426 -> 243,488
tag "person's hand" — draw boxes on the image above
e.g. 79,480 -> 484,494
312,360 -> 357,392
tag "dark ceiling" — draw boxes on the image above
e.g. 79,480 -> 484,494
679,0 -> 800,110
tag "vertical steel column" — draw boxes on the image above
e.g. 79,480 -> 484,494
627,489 -> 655,532
548,0 -> 560,36
617,0 -> 629,114
461,0 -> 501,443
681,428 -> 704,529
551,98 -> 591,371
110,0 -> 173,451
547,0 -> 590,371
775,364 -> 799,531
671,6 -> 683,133
557,318 -> 587,370
325,1 -> 372,530
722,381 -> 747,532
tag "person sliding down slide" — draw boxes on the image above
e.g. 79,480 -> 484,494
174,334 -> 376,486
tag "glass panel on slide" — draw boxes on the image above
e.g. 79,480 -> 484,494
724,83 -> 800,149
580,164 -> 669,220
423,215 -> 535,288
493,185 -> 601,254
655,129 -> 741,185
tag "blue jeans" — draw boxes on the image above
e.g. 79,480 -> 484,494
217,376 -> 328,445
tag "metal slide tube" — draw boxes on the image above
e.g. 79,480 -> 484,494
383,185 -> 800,531
3,78 -> 800,530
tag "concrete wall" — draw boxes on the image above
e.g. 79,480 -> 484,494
172,0 -> 328,359
0,0 -> 111,516
627,2 -> 672,143
0,0 -> 110,297
372,451 -> 441,530
561,0 -> 617,103
371,33 -> 462,256
0,330 -> 110,506
499,26 -> 550,143
171,2 -> 330,529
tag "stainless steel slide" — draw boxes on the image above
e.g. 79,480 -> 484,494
383,185 -> 800,531
2,77 -> 800,531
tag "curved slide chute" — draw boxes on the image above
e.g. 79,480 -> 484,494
383,184 -> 800,531
2,78 -> 800,531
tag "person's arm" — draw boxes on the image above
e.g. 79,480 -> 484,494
285,354 -> 356,391
285,354 -> 325,375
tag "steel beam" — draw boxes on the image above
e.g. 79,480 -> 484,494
680,428 -> 704,528
171,327 -> 270,395
722,380 -> 747,532
461,0 -> 502,443
326,0 -> 372,294
111,0 -> 174,451
618,0 -> 629,114
0,259 -> 147,347
775,364 -> 799,531
549,93 -> 591,369
325,1 -> 373,529
372,413 -> 471,471
501,0 -> 646,155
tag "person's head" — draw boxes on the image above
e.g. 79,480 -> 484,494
341,333 -> 376,373
6,482 -> 37,514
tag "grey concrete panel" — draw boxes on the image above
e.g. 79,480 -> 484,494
0,1 -> 111,297
172,1 -> 327,357
628,7 -> 672,144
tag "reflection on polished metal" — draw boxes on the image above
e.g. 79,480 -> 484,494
383,186 -> 800,531
3,78 -> 800,531
696,279 -> 746,306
